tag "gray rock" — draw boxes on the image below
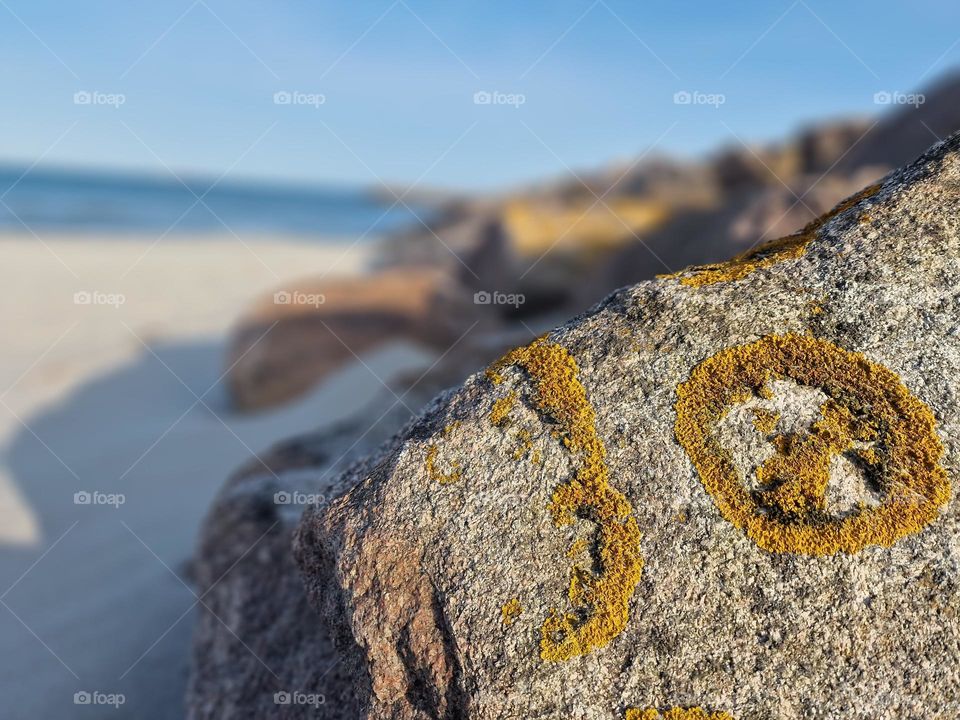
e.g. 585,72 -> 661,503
294,133 -> 960,719
187,324 -> 531,719
186,397 -> 416,719
226,267 -> 487,412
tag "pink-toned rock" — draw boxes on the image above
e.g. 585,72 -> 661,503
226,267 -> 485,411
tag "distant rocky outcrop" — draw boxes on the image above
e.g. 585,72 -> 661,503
835,72 -> 960,174
290,134 -> 960,719
381,73 -> 960,320
226,267 -> 488,411
224,74 -> 960,413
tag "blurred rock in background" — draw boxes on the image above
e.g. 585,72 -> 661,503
226,72 -> 960,412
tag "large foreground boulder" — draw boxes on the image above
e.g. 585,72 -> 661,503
294,134 -> 960,719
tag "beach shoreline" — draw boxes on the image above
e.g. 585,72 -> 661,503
0,233 -> 431,719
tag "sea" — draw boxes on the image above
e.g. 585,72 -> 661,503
0,166 -> 427,239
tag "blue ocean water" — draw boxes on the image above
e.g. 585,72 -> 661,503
0,166 -> 425,239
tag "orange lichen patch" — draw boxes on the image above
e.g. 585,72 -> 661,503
751,408 -> 780,435
504,197 -> 669,257
513,428 -> 534,460
488,338 -> 643,662
425,444 -> 462,485
755,401 -> 879,516
626,708 -> 733,720
491,391 -> 518,426
501,598 -> 523,626
664,183 -> 881,287
675,333 -> 949,555
425,422 -> 463,484
566,536 -> 590,559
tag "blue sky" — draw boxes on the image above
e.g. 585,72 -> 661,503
2,0 -> 959,190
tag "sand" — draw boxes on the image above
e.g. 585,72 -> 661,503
0,234 -> 434,719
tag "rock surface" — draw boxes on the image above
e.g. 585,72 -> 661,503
225,74 -> 960,413
226,267 -> 485,412
294,133 -> 960,719
185,411 -> 391,719
187,324 -> 531,718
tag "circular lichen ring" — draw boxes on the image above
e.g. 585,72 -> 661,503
675,334 -> 950,555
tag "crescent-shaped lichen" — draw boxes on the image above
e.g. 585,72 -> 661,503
488,337 -> 643,661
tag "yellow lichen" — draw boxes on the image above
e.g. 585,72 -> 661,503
626,708 -> 733,720
504,196 -> 669,257
674,333 -> 949,555
488,338 -> 643,662
486,367 -> 505,385
664,184 -> 881,287
566,536 -> 590,559
501,598 -> 523,626
513,428 -> 534,460
425,422 -> 463,484
858,446 -> 880,465
751,408 -> 780,435
491,391 -> 518,426
425,444 -> 462,485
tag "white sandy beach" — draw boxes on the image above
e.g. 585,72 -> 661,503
0,234 -> 433,719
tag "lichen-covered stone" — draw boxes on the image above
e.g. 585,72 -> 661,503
295,133 -> 960,719
187,327 -> 526,719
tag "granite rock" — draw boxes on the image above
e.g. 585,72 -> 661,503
226,267 -> 486,412
186,322 -> 531,718
294,134 -> 960,719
